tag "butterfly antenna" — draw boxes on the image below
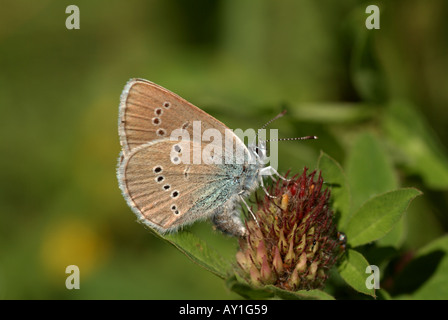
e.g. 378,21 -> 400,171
264,135 -> 318,143
257,110 -> 287,138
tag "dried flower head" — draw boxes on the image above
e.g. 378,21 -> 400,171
236,168 -> 345,291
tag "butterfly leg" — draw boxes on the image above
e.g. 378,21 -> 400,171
259,175 -> 277,199
259,166 -> 291,198
238,192 -> 260,227
260,166 -> 290,182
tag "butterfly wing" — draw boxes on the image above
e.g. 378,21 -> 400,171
119,78 -> 231,155
118,139 -> 245,233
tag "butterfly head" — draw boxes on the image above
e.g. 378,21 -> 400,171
247,110 -> 287,166
248,139 -> 268,165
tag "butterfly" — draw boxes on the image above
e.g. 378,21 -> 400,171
117,78 -> 316,237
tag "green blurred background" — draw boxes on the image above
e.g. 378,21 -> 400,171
1,0 -> 447,299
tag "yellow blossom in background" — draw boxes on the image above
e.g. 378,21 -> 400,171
40,218 -> 110,285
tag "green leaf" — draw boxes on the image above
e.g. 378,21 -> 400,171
136,227 -> 232,278
317,151 -> 351,229
267,286 -> 335,300
346,132 -> 398,214
345,188 -> 423,247
338,249 -> 375,297
395,235 -> 448,299
226,276 -> 274,300
376,217 -> 406,249
163,231 -> 231,279
226,276 -> 335,300
384,101 -> 448,190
